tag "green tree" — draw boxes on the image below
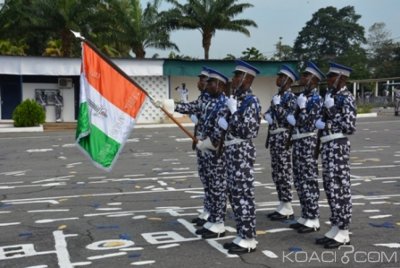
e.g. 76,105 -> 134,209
166,0 -> 257,59
29,0 -> 100,57
293,6 -> 366,64
271,37 -> 293,60
367,22 -> 400,78
240,47 -> 266,60
96,0 -> 179,58
42,39 -> 62,56
0,40 -> 27,55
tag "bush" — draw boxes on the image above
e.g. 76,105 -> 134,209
357,104 -> 373,114
12,99 -> 46,127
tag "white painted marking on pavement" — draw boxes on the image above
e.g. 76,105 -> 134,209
87,252 -> 126,260
28,209 -> 70,213
374,243 -> 400,248
26,148 -> 53,153
35,218 -> 79,224
157,243 -> 180,249
363,209 -> 380,213
131,260 -> 156,265
0,222 -> 20,227
262,250 -> 279,258
369,215 -> 392,219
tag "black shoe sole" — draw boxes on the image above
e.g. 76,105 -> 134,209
269,214 -> 294,221
324,241 -> 350,249
315,237 -> 334,245
298,227 -> 320,233
202,231 -> 225,239
289,223 -> 304,229
228,246 -> 256,255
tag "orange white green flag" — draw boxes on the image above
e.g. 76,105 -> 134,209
76,42 -> 147,171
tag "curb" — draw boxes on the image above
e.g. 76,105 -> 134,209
0,124 -> 44,133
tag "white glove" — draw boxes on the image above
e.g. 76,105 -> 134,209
218,117 -> 228,130
162,99 -> 175,114
226,96 -> 237,114
264,113 -> 273,125
324,93 -> 334,108
272,95 -> 281,105
297,93 -> 307,109
315,118 -> 326,130
286,114 -> 296,126
196,137 -> 216,151
190,114 -> 198,125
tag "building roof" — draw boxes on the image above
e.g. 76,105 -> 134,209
0,55 -> 297,77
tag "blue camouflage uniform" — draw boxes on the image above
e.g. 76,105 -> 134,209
265,90 -> 297,205
291,89 -> 322,223
175,91 -> 212,220
224,90 -> 261,240
318,87 -> 356,231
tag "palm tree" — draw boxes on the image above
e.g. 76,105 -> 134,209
28,0 -> 99,57
99,0 -> 179,58
166,0 -> 257,59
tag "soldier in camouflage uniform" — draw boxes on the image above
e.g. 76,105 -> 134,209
286,62 -> 324,234
174,67 -> 212,226
314,62 -> 356,249
193,68 -> 230,239
217,60 -> 261,255
264,65 -> 298,221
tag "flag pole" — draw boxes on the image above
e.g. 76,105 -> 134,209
71,31 -> 197,143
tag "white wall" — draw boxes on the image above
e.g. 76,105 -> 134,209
23,83 -> 75,122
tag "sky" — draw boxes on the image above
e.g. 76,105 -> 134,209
142,0 -> 400,59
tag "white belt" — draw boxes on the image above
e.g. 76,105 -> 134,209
292,132 -> 316,140
320,133 -> 346,143
269,128 -> 287,135
225,138 -> 246,146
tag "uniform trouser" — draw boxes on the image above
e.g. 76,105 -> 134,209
55,105 -> 62,120
202,150 -> 227,224
292,136 -> 320,220
269,131 -> 293,202
197,150 -> 211,215
321,138 -> 352,230
395,98 -> 400,113
225,141 -> 256,239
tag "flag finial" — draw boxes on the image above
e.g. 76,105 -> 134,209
70,30 -> 85,40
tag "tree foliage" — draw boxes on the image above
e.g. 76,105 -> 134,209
165,0 -> 257,59
293,6 -> 366,63
367,22 -> 400,78
240,47 -> 266,60
94,0 -> 179,58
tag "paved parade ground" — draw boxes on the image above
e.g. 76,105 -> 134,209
0,115 -> 399,268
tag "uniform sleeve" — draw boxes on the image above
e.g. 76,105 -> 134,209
229,98 -> 261,139
175,99 -> 201,115
340,95 -> 357,134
